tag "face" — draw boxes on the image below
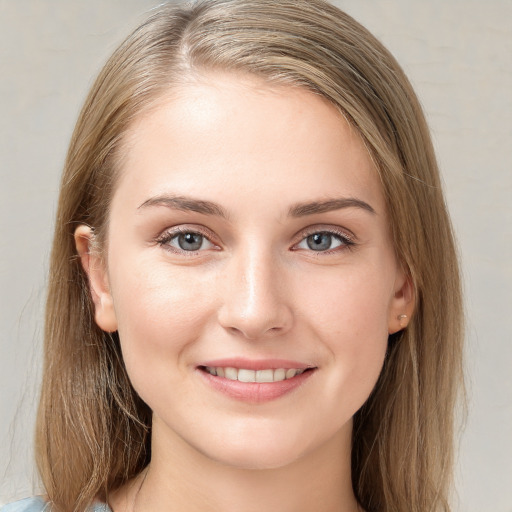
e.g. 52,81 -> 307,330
77,73 -> 412,470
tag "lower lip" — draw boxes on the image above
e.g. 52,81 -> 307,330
197,368 -> 316,403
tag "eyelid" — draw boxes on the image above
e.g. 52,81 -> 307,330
154,223 -> 356,256
291,225 -> 356,252
295,224 -> 355,243
156,225 -> 221,254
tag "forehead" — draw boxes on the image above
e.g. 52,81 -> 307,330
114,72 -> 384,217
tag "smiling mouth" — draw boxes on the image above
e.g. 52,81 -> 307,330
199,366 -> 314,383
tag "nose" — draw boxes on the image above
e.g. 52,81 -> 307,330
217,247 -> 293,340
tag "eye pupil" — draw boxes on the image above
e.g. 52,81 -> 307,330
178,232 -> 203,251
307,233 -> 332,251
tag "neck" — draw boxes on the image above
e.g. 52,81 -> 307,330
121,417 -> 360,512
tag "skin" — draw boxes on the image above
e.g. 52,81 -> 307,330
76,73 -> 414,512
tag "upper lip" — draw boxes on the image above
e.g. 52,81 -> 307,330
198,357 -> 315,371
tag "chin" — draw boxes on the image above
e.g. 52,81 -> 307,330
204,442 -> 306,471
195,422 -> 342,471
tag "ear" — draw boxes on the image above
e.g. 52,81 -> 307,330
387,266 -> 415,334
74,225 -> 118,333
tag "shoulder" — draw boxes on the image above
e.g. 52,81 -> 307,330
0,497 -> 48,512
1,498 -> 111,512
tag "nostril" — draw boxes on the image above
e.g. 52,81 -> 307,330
217,298 -> 294,340
225,324 -> 283,340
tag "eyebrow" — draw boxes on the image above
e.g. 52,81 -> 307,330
138,194 -> 375,219
138,195 -> 229,219
288,197 -> 376,217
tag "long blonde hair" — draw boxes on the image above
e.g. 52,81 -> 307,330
37,1 -> 464,511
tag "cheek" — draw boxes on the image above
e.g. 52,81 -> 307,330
108,256 -> 217,381
297,261 -> 393,339
295,263 -> 391,402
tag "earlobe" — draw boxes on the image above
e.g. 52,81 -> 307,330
74,225 -> 118,333
388,269 -> 415,335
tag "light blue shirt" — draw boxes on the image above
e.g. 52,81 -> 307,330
0,497 -> 112,512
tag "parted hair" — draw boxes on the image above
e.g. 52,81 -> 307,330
37,1 -> 464,511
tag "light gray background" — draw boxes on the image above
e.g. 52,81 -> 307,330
1,1 -> 511,510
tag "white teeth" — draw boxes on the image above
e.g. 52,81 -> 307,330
255,369 -> 274,383
224,367 -> 238,380
238,369 -> 256,382
285,368 -> 297,379
274,368 -> 286,381
204,366 -> 308,382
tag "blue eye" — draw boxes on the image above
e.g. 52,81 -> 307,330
160,230 -> 215,252
296,231 -> 350,252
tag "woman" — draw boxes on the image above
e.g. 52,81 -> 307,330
2,0 -> 463,511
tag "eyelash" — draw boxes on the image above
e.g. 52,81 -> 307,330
156,226 -> 218,255
155,226 -> 356,256
293,227 -> 355,254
